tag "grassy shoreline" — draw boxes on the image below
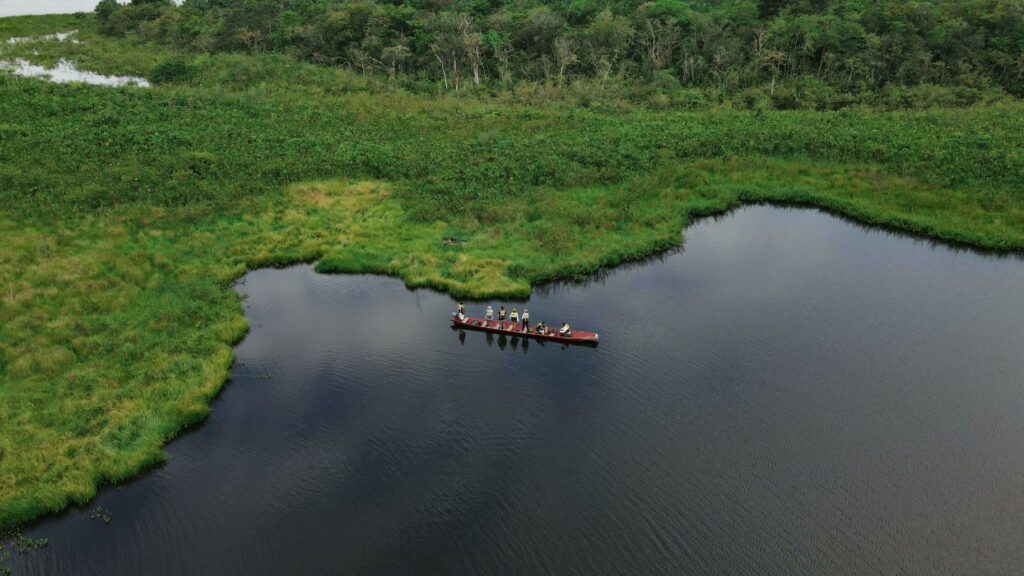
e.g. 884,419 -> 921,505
2,15 -> 1024,530
3,169 -> 1022,530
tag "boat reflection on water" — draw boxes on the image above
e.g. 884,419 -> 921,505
459,328 -> 564,352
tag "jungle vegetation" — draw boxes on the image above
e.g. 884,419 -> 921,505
93,0 -> 1024,109
1,2 -> 1023,532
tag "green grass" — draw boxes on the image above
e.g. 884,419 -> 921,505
1,14 -> 1024,529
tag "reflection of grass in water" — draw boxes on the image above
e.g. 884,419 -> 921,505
2,14 -> 1024,531
0,526 -> 48,575
89,505 -> 112,524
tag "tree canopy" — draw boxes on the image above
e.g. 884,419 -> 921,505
95,0 -> 1024,108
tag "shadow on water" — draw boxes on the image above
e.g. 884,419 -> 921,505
12,204 -> 1024,576
535,202 -> 1024,298
765,201 -> 1024,259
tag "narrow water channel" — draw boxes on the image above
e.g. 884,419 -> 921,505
12,206 -> 1024,575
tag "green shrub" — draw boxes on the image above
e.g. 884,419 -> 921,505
872,84 -> 1009,110
149,56 -> 192,84
182,152 -> 219,179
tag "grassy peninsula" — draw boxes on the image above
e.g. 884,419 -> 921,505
2,3 -> 1024,530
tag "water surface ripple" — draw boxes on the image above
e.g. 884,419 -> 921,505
13,206 -> 1024,575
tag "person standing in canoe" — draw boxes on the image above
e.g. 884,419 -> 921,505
522,308 -> 530,328
485,305 -> 494,320
457,302 -> 465,317
510,308 -> 519,325
498,306 -> 507,321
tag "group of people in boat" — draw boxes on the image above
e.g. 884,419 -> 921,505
456,302 -> 572,337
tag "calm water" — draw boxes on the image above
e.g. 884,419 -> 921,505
11,206 -> 1024,575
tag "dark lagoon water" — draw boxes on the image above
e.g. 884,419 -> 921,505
11,206 -> 1024,575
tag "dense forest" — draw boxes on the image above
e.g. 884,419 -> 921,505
95,0 -> 1024,108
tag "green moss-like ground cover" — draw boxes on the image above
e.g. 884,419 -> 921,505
1,14 -> 1023,529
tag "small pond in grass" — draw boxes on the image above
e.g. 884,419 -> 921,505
0,58 -> 150,87
12,205 -> 1024,575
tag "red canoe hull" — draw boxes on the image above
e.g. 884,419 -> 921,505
452,315 -> 599,345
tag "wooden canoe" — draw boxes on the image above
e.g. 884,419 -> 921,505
452,314 -> 599,345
